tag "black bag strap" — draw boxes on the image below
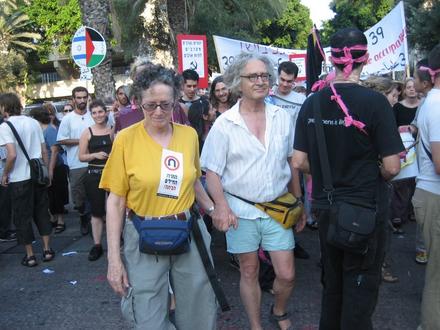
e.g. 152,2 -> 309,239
420,138 -> 433,161
227,192 -> 256,205
312,94 -> 334,203
5,121 -> 31,162
192,217 -> 231,312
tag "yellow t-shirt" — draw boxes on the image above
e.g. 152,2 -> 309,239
99,122 -> 201,217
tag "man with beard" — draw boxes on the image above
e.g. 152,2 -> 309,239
57,87 -> 95,235
114,85 -> 144,134
113,85 -> 130,112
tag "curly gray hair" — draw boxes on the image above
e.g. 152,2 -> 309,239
131,65 -> 182,103
223,52 -> 275,97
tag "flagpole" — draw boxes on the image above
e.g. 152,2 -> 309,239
400,1 -> 410,77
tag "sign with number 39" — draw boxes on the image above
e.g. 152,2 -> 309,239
362,1 -> 409,75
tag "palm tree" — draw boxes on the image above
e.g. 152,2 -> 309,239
0,0 -> 41,54
135,0 -> 287,67
78,0 -> 115,100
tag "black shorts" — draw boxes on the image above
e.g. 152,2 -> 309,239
84,171 -> 106,217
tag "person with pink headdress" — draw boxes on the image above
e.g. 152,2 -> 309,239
292,28 -> 404,329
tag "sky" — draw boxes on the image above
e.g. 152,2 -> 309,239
300,0 -> 335,28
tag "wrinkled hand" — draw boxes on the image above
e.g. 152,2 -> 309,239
295,207 -> 307,233
94,152 -> 109,160
211,204 -> 238,232
107,259 -> 130,297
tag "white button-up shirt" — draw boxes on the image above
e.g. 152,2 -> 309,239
200,101 -> 294,219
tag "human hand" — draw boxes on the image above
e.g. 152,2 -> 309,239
107,259 -> 130,297
295,207 -> 307,233
211,204 -> 238,232
1,174 -> 9,187
94,152 -> 109,160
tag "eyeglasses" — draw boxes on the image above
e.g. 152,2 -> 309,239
63,108 -> 73,113
141,102 -> 174,112
240,73 -> 271,83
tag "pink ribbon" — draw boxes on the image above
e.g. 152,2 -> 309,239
311,71 -> 336,92
419,66 -> 440,84
331,45 -> 369,78
329,83 -> 367,135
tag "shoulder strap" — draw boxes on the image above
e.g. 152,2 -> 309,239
5,121 -> 31,162
227,192 -> 256,205
420,138 -> 433,161
192,217 -> 230,312
88,127 -> 93,136
313,93 -> 335,203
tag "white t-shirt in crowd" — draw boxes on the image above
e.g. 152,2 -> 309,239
56,111 -> 94,170
0,115 -> 44,183
0,146 -> 7,177
271,89 -> 306,127
416,88 -> 440,195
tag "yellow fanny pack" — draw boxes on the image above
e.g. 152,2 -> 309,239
230,192 -> 303,229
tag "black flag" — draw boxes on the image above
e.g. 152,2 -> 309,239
306,26 -> 325,95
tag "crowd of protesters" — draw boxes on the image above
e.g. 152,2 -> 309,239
0,26 -> 439,330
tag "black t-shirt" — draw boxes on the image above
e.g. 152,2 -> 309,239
393,102 -> 417,126
178,95 -> 208,109
294,83 -> 404,208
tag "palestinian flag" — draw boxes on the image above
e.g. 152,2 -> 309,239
71,26 -> 106,68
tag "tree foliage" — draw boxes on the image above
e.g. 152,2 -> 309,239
405,0 -> 440,53
0,50 -> 27,92
320,0 -> 395,46
23,0 -> 81,61
258,0 -> 312,49
189,0 -> 287,70
0,0 -> 41,54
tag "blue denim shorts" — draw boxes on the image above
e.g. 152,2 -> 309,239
226,216 -> 295,254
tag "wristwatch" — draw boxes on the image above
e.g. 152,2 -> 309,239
206,205 -> 215,215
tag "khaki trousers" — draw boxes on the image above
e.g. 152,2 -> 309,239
121,219 -> 217,330
412,188 -> 440,330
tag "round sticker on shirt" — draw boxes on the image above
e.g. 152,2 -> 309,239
164,155 -> 180,171
157,149 -> 184,199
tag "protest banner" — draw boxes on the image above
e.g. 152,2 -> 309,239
342,1 -> 408,76
177,34 -> 209,88
214,1 -> 408,77
213,36 -> 305,73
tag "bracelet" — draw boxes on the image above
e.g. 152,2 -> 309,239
206,205 -> 215,215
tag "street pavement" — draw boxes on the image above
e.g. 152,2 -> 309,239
0,209 -> 425,330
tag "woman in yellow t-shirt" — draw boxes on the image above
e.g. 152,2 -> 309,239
100,65 -> 217,329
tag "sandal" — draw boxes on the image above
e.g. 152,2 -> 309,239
21,255 -> 38,267
54,223 -> 66,234
306,220 -> 319,230
42,248 -> 55,262
382,267 -> 399,283
269,304 -> 293,330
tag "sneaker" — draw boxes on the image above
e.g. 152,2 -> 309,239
88,244 -> 103,261
80,214 -> 90,236
294,243 -> 310,259
415,251 -> 428,264
0,232 -> 17,242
